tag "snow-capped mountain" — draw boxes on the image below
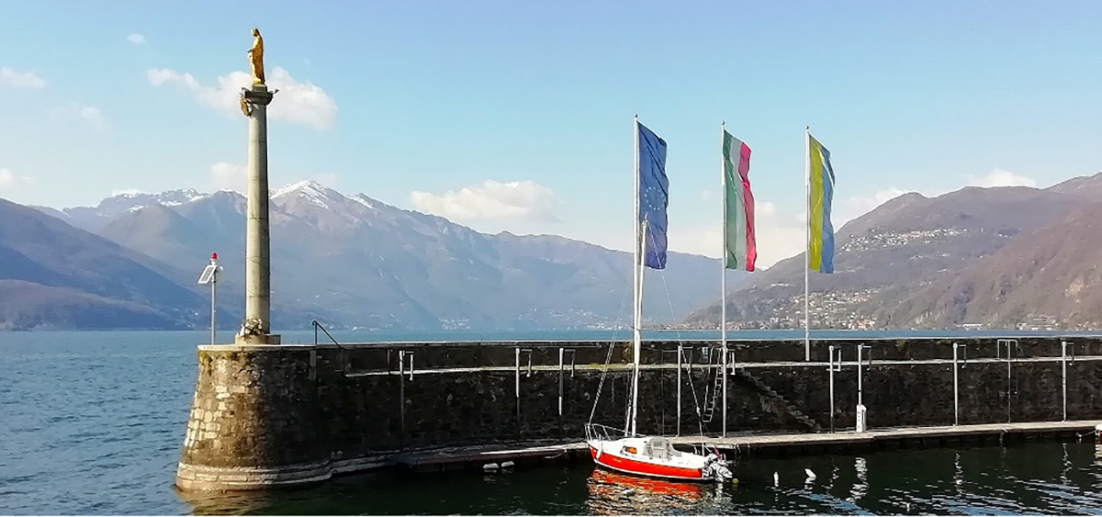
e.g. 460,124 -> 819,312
33,188 -> 209,231
38,182 -> 731,330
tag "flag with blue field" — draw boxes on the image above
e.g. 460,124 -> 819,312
637,121 -> 669,270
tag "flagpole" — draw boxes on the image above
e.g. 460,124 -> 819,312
628,114 -> 641,437
804,126 -> 811,362
720,121 -> 728,437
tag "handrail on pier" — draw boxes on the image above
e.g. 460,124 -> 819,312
312,320 -> 351,372
312,320 -> 347,349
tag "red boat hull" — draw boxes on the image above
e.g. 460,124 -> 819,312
589,446 -> 706,481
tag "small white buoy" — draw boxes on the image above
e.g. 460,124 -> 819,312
805,468 -> 817,482
483,462 -> 500,472
501,460 -> 515,469
774,471 -> 779,487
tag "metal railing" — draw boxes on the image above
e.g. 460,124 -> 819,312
312,320 -> 351,372
585,422 -> 629,442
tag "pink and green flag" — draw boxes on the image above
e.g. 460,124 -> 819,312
722,130 -> 756,271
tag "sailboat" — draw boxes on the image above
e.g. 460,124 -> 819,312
583,117 -> 734,483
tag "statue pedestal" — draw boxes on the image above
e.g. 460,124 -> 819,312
235,334 -> 282,345
243,83 -> 274,103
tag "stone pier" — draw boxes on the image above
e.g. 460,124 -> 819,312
172,336 -> 1102,491
174,345 -> 330,491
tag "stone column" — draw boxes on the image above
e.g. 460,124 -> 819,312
237,84 -> 280,345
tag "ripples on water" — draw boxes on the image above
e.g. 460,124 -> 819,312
5,331 -> 1102,515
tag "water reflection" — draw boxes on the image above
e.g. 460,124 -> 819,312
176,488 -> 272,516
585,469 -> 713,515
954,451 -> 964,491
849,456 -> 868,503
172,442 -> 1102,515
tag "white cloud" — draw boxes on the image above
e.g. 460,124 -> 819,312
838,187 -> 909,224
0,168 -> 34,188
668,201 -> 806,269
0,68 -> 46,88
211,162 -> 247,192
127,33 -> 146,44
79,106 -> 108,131
750,201 -> 807,269
668,224 -> 722,260
110,188 -> 145,196
410,180 -> 559,223
966,168 -> 1037,188
147,67 -> 338,130
51,104 -> 108,131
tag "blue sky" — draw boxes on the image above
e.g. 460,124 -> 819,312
1,1 -> 1100,266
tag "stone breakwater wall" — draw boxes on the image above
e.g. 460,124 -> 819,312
174,336 -> 1102,491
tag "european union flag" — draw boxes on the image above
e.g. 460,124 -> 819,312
637,122 -> 669,270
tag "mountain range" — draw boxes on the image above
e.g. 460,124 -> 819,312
10,170 -> 1102,332
6,182 -> 732,331
0,198 -> 212,330
685,172 -> 1102,331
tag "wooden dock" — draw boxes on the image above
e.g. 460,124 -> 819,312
391,420 -> 1102,472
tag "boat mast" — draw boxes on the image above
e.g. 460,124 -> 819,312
627,114 -> 643,437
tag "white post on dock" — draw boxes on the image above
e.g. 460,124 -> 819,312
998,339 -> 1016,423
677,344 -> 683,437
398,350 -> 406,447
857,345 -> 864,407
953,342 -> 960,426
515,347 -> 521,432
828,344 -> 836,433
558,347 -> 564,418
856,344 -> 869,433
1007,342 -> 1013,423
1062,340 -> 1068,422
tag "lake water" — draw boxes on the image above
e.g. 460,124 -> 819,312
4,330 -> 1102,515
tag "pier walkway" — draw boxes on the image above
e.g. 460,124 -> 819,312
392,420 -> 1101,472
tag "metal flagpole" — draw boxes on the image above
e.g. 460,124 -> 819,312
804,126 -> 811,362
627,114 -> 641,437
720,121 -> 728,437
631,220 -> 645,437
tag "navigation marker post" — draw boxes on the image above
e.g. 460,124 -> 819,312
197,252 -> 222,345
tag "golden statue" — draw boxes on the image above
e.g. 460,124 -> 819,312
248,28 -> 265,86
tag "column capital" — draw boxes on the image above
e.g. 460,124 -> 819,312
242,84 -> 275,106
